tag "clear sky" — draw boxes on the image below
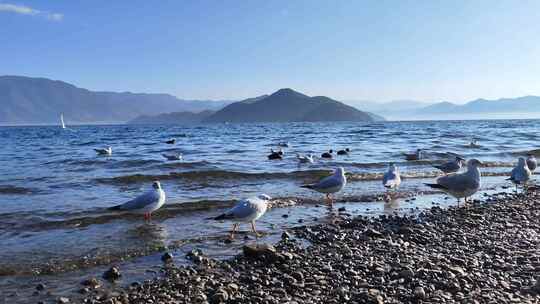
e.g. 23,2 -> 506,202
2,1 -> 540,103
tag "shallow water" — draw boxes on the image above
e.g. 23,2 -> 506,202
0,120 -> 537,302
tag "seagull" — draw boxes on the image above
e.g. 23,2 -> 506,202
297,153 -> 314,164
162,153 -> 182,161
434,156 -> 466,174
321,150 -> 333,159
165,139 -> 176,144
468,137 -> 481,148
211,194 -> 271,239
337,148 -> 350,155
403,149 -> 423,161
425,159 -> 482,205
268,149 -> 283,160
526,154 -> 537,172
508,157 -> 532,193
301,167 -> 347,206
95,147 -> 112,156
109,181 -> 166,220
383,163 -> 401,190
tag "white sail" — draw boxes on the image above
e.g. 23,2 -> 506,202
61,114 -> 66,129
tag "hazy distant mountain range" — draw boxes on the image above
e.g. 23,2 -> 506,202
129,88 -> 383,124
0,76 -> 230,125
3,75 -> 540,124
352,96 -> 540,120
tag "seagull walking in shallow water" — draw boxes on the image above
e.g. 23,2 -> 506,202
95,147 -> 112,156
301,167 -> 347,207
211,194 -> 271,239
425,159 -> 482,205
526,154 -> 537,172
383,163 -> 401,190
508,157 -> 532,193
109,181 -> 166,220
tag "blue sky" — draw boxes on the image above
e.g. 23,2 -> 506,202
2,1 -> 540,103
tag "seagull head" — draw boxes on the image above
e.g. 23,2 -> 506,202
335,167 -> 345,175
152,181 -> 162,190
467,159 -> 483,168
389,163 -> 397,171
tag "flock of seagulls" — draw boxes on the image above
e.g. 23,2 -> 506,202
96,135 -> 536,239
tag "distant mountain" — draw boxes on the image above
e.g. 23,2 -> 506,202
204,88 -> 382,123
128,110 -> 215,124
0,76 -> 230,125
415,96 -> 540,119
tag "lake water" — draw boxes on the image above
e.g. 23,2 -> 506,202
0,120 -> 537,302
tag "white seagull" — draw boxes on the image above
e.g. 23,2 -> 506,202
526,154 -> 537,172
95,147 -> 112,156
508,157 -> 532,193
383,163 -> 401,190
301,167 -> 347,206
425,159 -> 482,205
297,153 -> 314,164
211,194 -> 271,239
162,153 -> 183,161
109,181 -> 166,220
434,156 -> 466,175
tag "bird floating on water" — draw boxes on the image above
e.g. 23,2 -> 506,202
403,149 -> 423,161
526,154 -> 537,172
508,157 -> 532,193
434,156 -> 466,174
321,150 -> 333,159
301,167 -> 347,207
468,137 -> 481,148
109,181 -> 166,220
277,142 -> 290,147
162,153 -> 182,161
211,194 -> 271,239
165,139 -> 176,144
297,153 -> 314,164
95,147 -> 112,156
268,149 -> 283,160
337,148 -> 350,155
425,159 -> 482,205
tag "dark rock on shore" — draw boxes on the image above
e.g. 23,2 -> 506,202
82,191 -> 540,303
102,266 -> 121,281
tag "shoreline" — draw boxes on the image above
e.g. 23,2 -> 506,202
54,190 -> 540,303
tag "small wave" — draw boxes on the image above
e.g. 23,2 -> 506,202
0,185 -> 40,195
95,169 -> 330,185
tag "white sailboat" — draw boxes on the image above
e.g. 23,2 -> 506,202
60,114 -> 66,129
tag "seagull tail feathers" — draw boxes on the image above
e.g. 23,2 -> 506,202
210,213 -> 234,221
108,204 -> 123,211
424,183 -> 445,190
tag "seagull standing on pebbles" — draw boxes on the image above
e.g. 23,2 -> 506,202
425,159 -> 482,205
109,181 -> 166,220
211,194 -> 271,239
301,167 -> 347,207
526,154 -> 537,172
508,157 -> 532,193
